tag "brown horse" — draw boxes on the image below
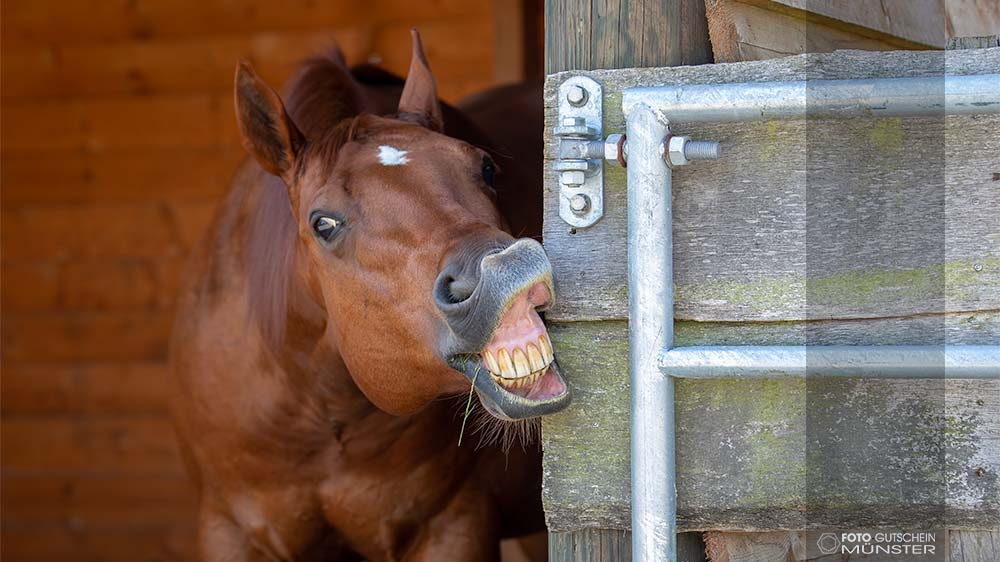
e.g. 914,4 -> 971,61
169,31 -> 567,562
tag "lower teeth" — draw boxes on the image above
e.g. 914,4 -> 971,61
491,369 -> 545,389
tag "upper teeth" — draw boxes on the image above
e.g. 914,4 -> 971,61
482,336 -> 554,388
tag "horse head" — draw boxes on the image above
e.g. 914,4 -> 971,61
233,31 -> 570,421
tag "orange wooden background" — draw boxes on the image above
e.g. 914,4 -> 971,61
0,1 -> 537,560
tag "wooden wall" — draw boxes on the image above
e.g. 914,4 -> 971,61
540,40 -> 1000,562
0,2 -> 533,560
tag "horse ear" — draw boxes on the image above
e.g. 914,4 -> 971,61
397,29 -> 444,132
234,60 -> 305,181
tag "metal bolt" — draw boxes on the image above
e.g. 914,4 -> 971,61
686,140 -> 721,160
562,116 -> 584,127
665,135 -> 721,167
567,85 -> 588,106
974,263 -> 984,272
569,194 -> 590,214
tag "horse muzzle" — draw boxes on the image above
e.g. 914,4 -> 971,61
436,238 -> 571,420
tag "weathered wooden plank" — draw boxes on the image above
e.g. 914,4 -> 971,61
543,48 -> 1000,323
704,531 -> 804,562
706,529 -> 1000,561
740,0 -> 948,48
544,0 -> 712,73
950,529 -> 1000,562
948,35 -> 1000,50
705,0 -> 906,63
549,530 -> 706,562
947,2 -> 1000,40
541,313 -> 1000,532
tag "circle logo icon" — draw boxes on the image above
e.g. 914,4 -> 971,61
817,533 -> 841,555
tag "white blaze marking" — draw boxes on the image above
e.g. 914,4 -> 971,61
377,145 -> 409,166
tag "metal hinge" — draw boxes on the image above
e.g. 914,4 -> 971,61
554,77 -> 616,228
554,77 -> 722,228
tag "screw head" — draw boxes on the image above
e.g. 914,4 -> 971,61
974,263 -> 984,272
569,194 -> 590,214
567,85 -> 588,106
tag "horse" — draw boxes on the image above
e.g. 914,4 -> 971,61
169,30 -> 568,562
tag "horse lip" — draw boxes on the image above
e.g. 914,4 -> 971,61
447,354 -> 571,420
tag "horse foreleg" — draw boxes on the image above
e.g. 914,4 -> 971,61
402,486 -> 501,562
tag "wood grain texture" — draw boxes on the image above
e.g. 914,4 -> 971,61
549,530 -> 706,562
705,0 -> 906,63
545,0 -> 712,72
741,0 -> 947,48
950,529 -> 1000,562
542,317 -> 1000,532
948,35 -> 1000,50
705,529 -> 999,561
542,48 -> 1000,323
0,4 -> 518,561
0,0 -> 488,48
947,2 -> 1000,40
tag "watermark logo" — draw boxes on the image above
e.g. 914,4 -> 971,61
816,533 -> 840,555
814,531 -> 939,557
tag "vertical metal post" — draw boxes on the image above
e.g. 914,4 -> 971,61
627,104 -> 675,562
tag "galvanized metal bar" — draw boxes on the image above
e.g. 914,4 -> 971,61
660,345 -> 1000,379
626,104 -> 675,562
623,74 -> 1000,123
621,71 -> 1000,562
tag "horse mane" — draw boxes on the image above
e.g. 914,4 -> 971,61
245,50 -> 367,351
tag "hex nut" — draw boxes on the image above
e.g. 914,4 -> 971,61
604,134 -> 626,166
560,170 -> 586,187
666,135 -> 689,167
567,85 -> 588,106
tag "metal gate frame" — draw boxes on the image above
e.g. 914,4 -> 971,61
616,74 -> 1000,562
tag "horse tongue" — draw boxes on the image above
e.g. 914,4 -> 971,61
518,366 -> 566,401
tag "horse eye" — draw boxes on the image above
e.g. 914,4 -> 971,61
481,157 -> 496,187
311,215 -> 342,242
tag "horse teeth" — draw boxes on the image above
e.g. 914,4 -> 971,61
538,335 -> 553,362
482,350 -> 499,374
512,349 -> 530,377
527,343 -> 545,371
497,349 -> 515,378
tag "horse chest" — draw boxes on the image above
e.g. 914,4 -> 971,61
314,410 -> 483,557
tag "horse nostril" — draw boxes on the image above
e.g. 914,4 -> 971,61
435,272 -> 476,307
448,277 -> 476,303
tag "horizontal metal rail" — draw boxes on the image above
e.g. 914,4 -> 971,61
623,74 -> 1000,123
660,345 -> 1000,379
622,70 -> 1000,562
